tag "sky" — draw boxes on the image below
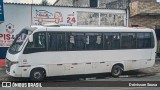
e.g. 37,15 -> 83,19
4,0 -> 57,4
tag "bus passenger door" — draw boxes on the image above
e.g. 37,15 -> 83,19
19,54 -> 29,77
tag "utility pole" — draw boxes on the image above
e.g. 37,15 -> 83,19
31,0 -> 33,25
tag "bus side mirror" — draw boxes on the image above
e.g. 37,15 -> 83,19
28,35 -> 33,42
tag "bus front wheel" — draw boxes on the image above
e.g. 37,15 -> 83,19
30,68 -> 45,81
111,65 -> 123,77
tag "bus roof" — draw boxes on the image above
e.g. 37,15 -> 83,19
31,25 -> 154,32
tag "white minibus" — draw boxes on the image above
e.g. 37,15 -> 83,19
6,25 -> 157,81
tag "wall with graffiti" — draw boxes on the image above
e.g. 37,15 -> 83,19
0,4 -> 31,59
0,3 -> 126,59
0,4 -> 31,48
33,7 -> 77,26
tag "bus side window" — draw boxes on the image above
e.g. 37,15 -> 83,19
35,33 -> 46,48
137,33 -> 151,49
66,33 -> 85,51
66,33 -> 75,51
74,33 -> 85,50
144,33 -> 151,48
48,32 -> 57,51
104,33 -> 120,50
85,33 -> 103,50
151,32 -> 155,48
121,33 -> 136,49
23,32 -> 46,54
57,33 -> 66,51
137,33 -> 144,48
47,32 -> 66,51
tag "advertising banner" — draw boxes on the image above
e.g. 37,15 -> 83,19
32,6 -> 77,26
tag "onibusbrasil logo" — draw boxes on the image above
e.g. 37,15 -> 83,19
2,82 -> 42,87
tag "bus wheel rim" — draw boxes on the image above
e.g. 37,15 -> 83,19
34,72 -> 41,79
114,68 -> 120,75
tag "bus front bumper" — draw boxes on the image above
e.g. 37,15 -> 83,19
6,64 -> 22,77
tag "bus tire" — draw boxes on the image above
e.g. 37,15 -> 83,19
30,68 -> 45,81
111,65 -> 123,77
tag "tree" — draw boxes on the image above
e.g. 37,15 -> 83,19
41,0 -> 48,5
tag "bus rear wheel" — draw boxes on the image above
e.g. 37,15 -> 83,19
30,68 -> 45,81
111,65 -> 123,77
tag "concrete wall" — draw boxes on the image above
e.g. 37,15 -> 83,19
55,0 -> 119,8
55,0 -> 73,6
129,15 -> 160,29
55,0 -> 90,7
129,0 -> 160,29
130,0 -> 156,2
130,0 -> 160,16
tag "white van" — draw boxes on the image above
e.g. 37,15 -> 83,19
6,25 -> 157,81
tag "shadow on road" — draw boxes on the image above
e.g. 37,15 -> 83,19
7,70 -> 156,82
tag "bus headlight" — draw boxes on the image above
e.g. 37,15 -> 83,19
6,58 -> 19,72
6,59 -> 19,66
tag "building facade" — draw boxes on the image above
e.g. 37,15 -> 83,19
55,0 -> 160,29
54,0 -> 90,7
129,0 -> 160,29
54,0 -> 127,8
54,0 -> 127,26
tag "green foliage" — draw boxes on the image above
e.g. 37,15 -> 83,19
41,0 -> 48,5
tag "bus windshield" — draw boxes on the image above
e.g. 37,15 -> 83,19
9,29 -> 33,54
